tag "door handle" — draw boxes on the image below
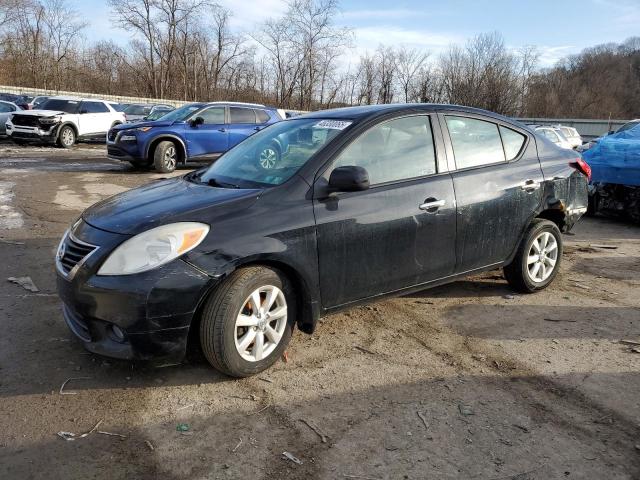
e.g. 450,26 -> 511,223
419,198 -> 445,213
218,128 -> 226,132
520,179 -> 540,192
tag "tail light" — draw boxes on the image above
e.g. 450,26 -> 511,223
570,157 -> 591,180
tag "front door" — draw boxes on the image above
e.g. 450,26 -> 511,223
313,114 -> 457,308
440,112 -> 544,272
78,101 -> 111,135
186,106 -> 228,158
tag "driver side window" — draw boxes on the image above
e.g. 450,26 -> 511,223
198,107 -> 225,124
331,115 -> 437,185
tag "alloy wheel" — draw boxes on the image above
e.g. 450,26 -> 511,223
61,128 -> 74,146
526,231 -> 558,283
259,148 -> 277,169
234,285 -> 287,362
164,146 -> 177,170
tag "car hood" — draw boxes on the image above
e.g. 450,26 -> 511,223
113,119 -> 176,130
82,176 -> 261,235
12,109 -> 67,117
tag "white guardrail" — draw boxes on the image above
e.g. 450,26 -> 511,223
0,84 -> 185,107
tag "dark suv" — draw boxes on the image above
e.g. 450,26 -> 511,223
107,102 -> 284,172
57,104 -> 589,377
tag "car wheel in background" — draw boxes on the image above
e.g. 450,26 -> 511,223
503,219 -> 563,293
257,143 -> 280,169
153,140 -> 178,173
199,266 -> 295,377
57,125 -> 76,148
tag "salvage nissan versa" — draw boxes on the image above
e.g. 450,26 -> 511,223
56,104 -> 590,377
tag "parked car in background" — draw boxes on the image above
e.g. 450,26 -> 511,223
0,100 -> 22,135
5,96 -> 125,147
58,104 -> 590,376
556,125 -> 582,148
123,103 -> 173,123
29,96 -> 50,109
534,126 -> 574,150
0,93 -> 29,110
147,104 -> 174,119
107,102 -> 284,172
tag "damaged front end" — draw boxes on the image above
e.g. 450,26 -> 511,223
590,183 -> 640,223
7,113 -> 62,143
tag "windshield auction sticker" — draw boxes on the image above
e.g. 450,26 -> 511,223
313,120 -> 352,130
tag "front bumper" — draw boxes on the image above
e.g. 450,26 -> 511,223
7,124 -> 57,143
56,220 -> 217,363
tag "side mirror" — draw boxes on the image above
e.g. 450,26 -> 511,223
190,116 -> 204,127
328,166 -> 370,192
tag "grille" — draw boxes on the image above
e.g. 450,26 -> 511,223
11,114 -> 40,127
12,131 -> 40,139
57,233 -> 97,276
107,130 -> 117,142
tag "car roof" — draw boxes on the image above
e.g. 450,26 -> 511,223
48,96 -> 109,102
205,101 -> 266,108
296,103 -> 516,124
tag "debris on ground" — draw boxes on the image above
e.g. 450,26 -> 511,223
258,377 -> 273,383
417,411 -> 429,429
57,420 -> 103,441
502,294 -> 515,299
176,423 -> 190,432
589,244 -> 618,249
544,318 -> 577,323
353,345 -> 376,355
300,418 -> 329,443
97,430 -> 127,439
144,440 -> 155,451
7,276 -> 39,292
231,437 -> 243,453
59,376 -> 92,395
458,404 -> 474,416
282,451 -> 303,465
620,339 -> 640,346
176,403 -> 195,411
282,351 -> 289,363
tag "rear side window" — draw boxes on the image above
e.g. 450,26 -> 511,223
230,107 -> 256,124
332,115 -> 437,185
82,102 -> 109,113
499,126 -> 526,160
0,103 -> 14,112
446,116 -> 505,168
255,109 -> 270,123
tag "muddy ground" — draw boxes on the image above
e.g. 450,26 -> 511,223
0,141 -> 639,480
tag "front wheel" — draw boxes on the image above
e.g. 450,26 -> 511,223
199,266 -> 295,377
504,219 -> 562,293
57,125 -> 76,148
153,140 -> 178,173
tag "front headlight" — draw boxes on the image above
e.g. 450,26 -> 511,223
39,116 -> 61,124
97,222 -> 209,276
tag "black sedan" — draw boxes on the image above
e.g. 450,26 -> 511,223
56,104 -> 590,377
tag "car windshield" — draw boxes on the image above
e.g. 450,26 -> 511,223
617,121 -> 640,133
198,118 -> 351,188
157,104 -> 203,122
125,104 -> 152,115
40,99 -> 81,113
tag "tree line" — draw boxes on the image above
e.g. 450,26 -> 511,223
1,0 -> 639,119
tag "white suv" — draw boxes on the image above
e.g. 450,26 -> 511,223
5,96 -> 125,148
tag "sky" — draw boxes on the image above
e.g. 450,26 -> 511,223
79,0 -> 640,68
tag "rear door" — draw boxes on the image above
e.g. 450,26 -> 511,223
227,107 -> 260,148
185,106 -> 228,158
313,113 -> 456,308
439,112 -> 543,272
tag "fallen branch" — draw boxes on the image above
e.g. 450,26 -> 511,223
354,345 -> 376,355
232,437 -> 243,453
97,431 -> 127,438
417,411 -> 429,429
300,418 -> 328,443
59,376 -> 92,395
145,440 -> 155,451
249,404 -> 271,415
543,318 -> 577,323
57,419 -> 103,441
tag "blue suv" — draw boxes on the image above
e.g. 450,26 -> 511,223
107,102 -> 284,172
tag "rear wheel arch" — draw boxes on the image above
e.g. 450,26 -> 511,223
536,207 -> 566,231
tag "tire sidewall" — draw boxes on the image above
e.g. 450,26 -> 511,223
58,126 -> 75,148
153,141 -> 177,173
519,222 -> 563,291
215,269 -> 295,377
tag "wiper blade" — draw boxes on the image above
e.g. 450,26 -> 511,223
207,177 -> 239,189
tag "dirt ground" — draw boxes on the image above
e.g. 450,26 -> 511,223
0,140 -> 639,480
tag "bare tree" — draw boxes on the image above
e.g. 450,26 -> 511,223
395,47 -> 429,103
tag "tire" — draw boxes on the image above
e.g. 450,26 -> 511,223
257,143 -> 281,169
503,219 -> 563,293
153,140 -> 179,173
199,266 -> 296,377
57,125 -> 76,148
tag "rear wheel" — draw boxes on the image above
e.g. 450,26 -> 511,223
57,125 -> 76,148
257,143 -> 280,169
199,266 -> 295,377
504,219 -> 562,293
153,140 -> 178,173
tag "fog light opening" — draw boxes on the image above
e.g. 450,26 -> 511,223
110,324 -> 126,343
